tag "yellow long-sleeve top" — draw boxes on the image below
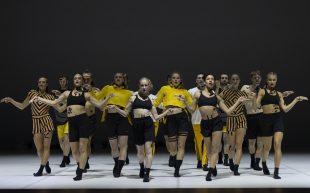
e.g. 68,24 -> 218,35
154,85 -> 193,108
95,85 -> 133,121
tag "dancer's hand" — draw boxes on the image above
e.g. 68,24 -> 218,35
237,96 -> 251,103
51,90 -> 61,96
283,91 -> 294,97
296,96 -> 308,102
29,96 -> 39,103
1,97 -> 13,103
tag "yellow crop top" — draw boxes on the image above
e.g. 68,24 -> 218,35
153,85 -> 192,108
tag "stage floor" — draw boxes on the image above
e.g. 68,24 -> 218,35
0,152 -> 310,189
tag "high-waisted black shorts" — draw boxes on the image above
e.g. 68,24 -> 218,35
68,113 -> 91,142
166,111 -> 191,137
133,116 -> 155,145
260,113 -> 284,136
88,114 -> 97,136
246,113 -> 263,139
200,116 -> 223,137
104,113 -> 131,139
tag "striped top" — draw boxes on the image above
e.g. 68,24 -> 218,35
221,88 -> 247,116
27,90 -> 55,118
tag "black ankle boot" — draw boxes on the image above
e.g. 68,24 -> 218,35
65,155 -> 70,165
206,167 -> 213,181
218,153 -> 223,164
76,163 -> 80,175
250,154 -> 255,168
253,158 -> 262,171
73,168 -> 83,181
273,168 -> 281,179
229,159 -> 234,171
113,157 -> 118,176
262,161 -> 270,175
33,165 -> 44,176
197,160 -> 202,168
114,160 -> 125,178
45,161 -> 51,174
223,154 -> 229,166
212,166 -> 217,176
174,160 -> 183,177
85,157 -> 90,169
169,155 -> 175,167
234,164 -> 240,176
139,162 -> 145,178
60,156 -> 66,167
125,155 -> 129,165
143,168 -> 150,182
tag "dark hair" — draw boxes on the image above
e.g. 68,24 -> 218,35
83,69 -> 95,86
250,70 -> 261,78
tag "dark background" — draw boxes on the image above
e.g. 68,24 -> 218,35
0,0 -> 309,152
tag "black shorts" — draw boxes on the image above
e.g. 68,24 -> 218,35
200,116 -> 223,137
133,116 -> 155,145
166,111 -> 191,137
105,113 -> 131,139
260,113 -> 284,136
246,113 -> 263,139
88,114 -> 97,136
158,118 -> 168,135
68,114 -> 91,142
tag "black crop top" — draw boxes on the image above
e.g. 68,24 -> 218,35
67,90 -> 87,106
198,92 -> 218,107
132,95 -> 153,110
261,89 -> 280,106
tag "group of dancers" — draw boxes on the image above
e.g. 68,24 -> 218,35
1,70 -> 308,182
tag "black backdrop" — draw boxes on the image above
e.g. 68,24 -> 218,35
1,0 -> 309,152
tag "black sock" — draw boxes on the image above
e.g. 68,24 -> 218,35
174,160 -> 183,177
254,158 -> 262,171
274,167 -> 281,179
143,168 -> 151,182
139,162 -> 145,178
250,154 -> 255,168
45,161 -> 51,173
229,159 -> 234,171
234,164 -> 240,176
262,161 -> 270,175
85,157 -> 90,169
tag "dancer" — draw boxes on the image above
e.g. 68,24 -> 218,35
109,77 -> 172,182
51,75 -> 71,167
30,73 -> 112,181
188,73 -> 208,169
256,72 -> 308,179
154,72 -> 192,177
1,77 -> 58,176
95,72 -> 133,177
181,74 -> 249,181
219,74 -> 255,176
215,74 -> 230,166
82,70 -> 100,171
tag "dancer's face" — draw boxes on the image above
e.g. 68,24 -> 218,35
83,73 -> 92,85
73,74 -> 83,87
205,75 -> 215,89
230,74 -> 240,88
251,74 -> 261,86
59,77 -> 68,89
220,74 -> 229,86
114,73 -> 124,86
171,73 -> 181,87
139,79 -> 150,95
38,77 -> 48,91
196,74 -> 205,87
266,74 -> 277,89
